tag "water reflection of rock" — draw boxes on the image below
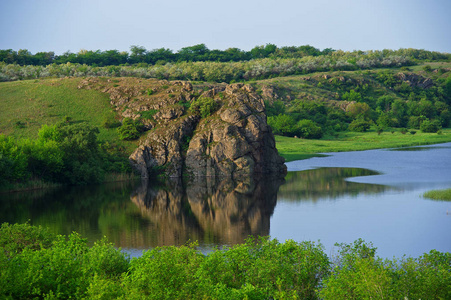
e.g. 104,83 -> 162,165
130,176 -> 284,247
279,168 -> 391,202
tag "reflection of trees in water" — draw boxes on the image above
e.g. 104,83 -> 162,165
279,168 -> 391,202
128,176 -> 284,248
0,181 -> 138,242
0,176 -> 283,249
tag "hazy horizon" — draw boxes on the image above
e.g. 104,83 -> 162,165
1,0 -> 450,55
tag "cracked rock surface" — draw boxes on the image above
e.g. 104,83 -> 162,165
79,78 -> 286,179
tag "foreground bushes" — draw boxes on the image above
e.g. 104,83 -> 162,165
1,223 -> 450,299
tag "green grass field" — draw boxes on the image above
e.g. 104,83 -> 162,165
276,129 -> 451,162
0,78 -> 137,152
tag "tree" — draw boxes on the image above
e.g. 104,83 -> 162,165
342,89 -> 362,102
129,45 -> 147,64
346,102 -> 371,120
268,114 -> 297,136
295,119 -> 323,139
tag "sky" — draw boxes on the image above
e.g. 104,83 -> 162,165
1,0 -> 450,55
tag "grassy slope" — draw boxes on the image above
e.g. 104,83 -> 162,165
0,78 -> 137,152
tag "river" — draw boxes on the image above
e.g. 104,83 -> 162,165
1,142 -> 450,258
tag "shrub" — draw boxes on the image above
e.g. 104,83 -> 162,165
14,120 -> 26,128
123,243 -> 204,299
296,119 -> 323,139
423,65 -> 432,72
268,114 -> 297,136
102,116 -> 121,128
117,118 -> 144,140
348,119 -> 371,132
139,109 -> 158,121
420,119 -> 441,133
0,222 -> 56,257
190,97 -> 218,118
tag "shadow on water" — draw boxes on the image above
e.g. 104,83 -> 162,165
278,167 -> 391,202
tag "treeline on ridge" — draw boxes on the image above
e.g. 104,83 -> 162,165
1,45 -> 450,83
1,44 -> 345,66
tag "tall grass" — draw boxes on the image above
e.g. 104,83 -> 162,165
423,188 -> 451,201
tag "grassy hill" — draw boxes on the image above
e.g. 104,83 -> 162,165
1,78 -> 123,142
1,61 -> 451,188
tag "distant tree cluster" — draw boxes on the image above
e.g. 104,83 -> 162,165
0,54 -> 417,83
1,44 -> 449,67
0,44 -> 334,66
267,71 -> 451,137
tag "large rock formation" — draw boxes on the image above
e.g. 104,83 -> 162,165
78,78 -> 286,179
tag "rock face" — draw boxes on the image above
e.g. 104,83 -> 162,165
79,78 -> 286,179
132,83 -> 286,179
396,72 -> 433,89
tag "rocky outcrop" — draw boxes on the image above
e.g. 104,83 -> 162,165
79,78 -> 286,180
396,72 -> 433,89
133,83 -> 286,179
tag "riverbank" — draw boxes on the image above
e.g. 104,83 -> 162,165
275,128 -> 451,162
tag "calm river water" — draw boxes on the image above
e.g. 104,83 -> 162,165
1,143 -> 450,258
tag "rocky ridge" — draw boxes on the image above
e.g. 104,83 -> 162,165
78,77 -> 286,179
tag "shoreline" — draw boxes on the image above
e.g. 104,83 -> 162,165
275,129 -> 451,162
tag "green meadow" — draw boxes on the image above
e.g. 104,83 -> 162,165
275,129 -> 451,162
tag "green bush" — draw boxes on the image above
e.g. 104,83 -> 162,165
139,109 -> 158,121
190,97 -> 218,118
268,114 -> 297,136
102,116 -> 121,128
117,118 -> 144,140
348,119 -> 371,132
296,119 -> 323,139
0,222 -> 56,257
1,223 -> 450,300
1,121 -> 132,187
420,119 -> 442,133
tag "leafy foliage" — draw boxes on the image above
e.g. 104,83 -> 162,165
420,119 -> 442,133
117,118 -> 145,140
348,119 -> 372,132
0,121 -> 132,187
0,223 -> 450,300
190,97 -> 218,118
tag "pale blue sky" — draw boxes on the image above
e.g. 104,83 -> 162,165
1,0 -> 450,55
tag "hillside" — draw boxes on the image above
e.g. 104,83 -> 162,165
1,61 -> 451,187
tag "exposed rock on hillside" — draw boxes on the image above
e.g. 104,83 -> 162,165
396,72 -> 433,89
79,78 -> 286,179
